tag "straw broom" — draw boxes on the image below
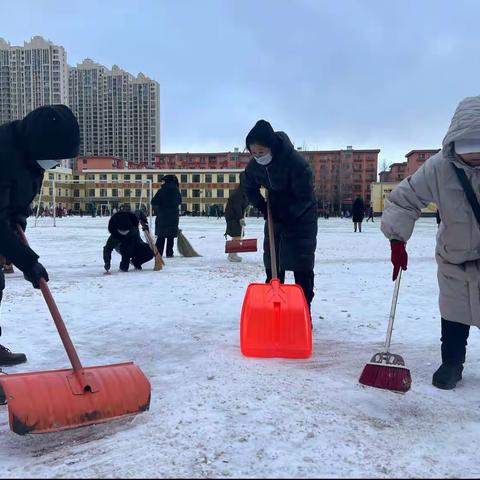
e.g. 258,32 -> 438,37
359,270 -> 411,393
177,229 -> 201,257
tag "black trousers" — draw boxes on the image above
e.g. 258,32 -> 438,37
441,318 -> 470,365
156,237 -> 174,257
119,242 -> 154,270
265,268 -> 315,310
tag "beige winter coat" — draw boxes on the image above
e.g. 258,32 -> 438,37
381,96 -> 480,327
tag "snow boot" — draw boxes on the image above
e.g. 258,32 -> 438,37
0,345 -> 27,367
432,318 -> 469,390
432,364 -> 463,390
2,263 -> 14,274
228,252 -> 242,263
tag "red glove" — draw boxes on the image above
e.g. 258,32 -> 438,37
390,240 -> 408,281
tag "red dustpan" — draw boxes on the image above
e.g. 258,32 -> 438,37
240,198 -> 312,358
0,227 -> 151,435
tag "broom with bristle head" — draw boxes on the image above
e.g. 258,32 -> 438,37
139,217 -> 165,270
359,270 -> 412,393
177,229 -> 201,257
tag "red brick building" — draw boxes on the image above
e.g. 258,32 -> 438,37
151,147 -> 379,212
405,149 -> 440,176
78,146 -> 380,213
378,149 -> 440,183
75,156 -> 128,172
379,162 -> 408,182
151,150 -> 251,170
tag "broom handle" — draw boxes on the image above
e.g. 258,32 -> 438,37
385,269 -> 402,352
16,226 -> 83,371
266,196 -> 278,280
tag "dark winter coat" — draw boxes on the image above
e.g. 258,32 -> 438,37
103,212 -> 153,268
151,183 -> 182,238
352,198 -> 365,223
242,132 -> 318,272
0,105 -> 79,273
225,187 -> 249,237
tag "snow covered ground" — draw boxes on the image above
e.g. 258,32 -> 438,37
0,215 -> 479,478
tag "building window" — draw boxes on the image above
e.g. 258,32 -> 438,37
205,174 -> 212,183
205,190 -> 212,198
112,189 -> 118,197
135,189 -> 142,197
73,190 -> 80,198
88,189 -> 95,197
100,174 -> 107,181
124,174 -> 130,181
100,189 -> 107,197
112,174 -> 118,181
192,174 -> 200,183
192,189 -> 200,198
217,189 -> 224,198
217,174 -> 224,183
135,174 -> 142,181
229,174 -> 237,183
181,174 -> 188,183
124,189 -> 131,197
181,189 -> 188,197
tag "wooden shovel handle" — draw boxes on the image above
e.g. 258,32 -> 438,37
16,225 -> 83,371
266,196 -> 278,280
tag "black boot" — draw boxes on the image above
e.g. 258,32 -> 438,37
432,319 -> 470,390
0,344 -> 27,367
432,364 -> 464,390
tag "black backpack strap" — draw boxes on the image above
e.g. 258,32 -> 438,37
453,164 -> 480,227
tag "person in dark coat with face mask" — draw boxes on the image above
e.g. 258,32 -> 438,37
0,104 -> 80,366
103,211 -> 154,272
241,120 -> 318,314
151,175 -> 182,258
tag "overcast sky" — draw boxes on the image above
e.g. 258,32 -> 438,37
2,0 -> 479,165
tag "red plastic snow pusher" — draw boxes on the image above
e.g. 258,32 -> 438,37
225,238 -> 257,254
0,227 -> 151,435
240,198 -> 312,358
225,225 -> 257,254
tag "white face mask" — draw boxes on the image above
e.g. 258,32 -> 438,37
254,153 -> 272,166
118,229 -> 129,236
37,159 -> 60,170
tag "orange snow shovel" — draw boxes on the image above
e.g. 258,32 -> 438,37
0,227 -> 151,435
240,198 -> 312,358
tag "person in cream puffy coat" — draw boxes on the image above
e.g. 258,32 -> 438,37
381,96 -> 480,390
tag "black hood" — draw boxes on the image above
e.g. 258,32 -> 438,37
17,105 -> 80,162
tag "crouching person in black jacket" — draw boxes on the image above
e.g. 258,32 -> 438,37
103,211 -> 154,272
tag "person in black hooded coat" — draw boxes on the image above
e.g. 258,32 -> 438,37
0,104 -> 80,366
352,197 -> 365,232
241,120 -> 318,313
151,175 -> 182,257
103,211 -> 154,272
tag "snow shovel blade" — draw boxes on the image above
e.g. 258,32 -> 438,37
240,279 -> 312,358
0,362 -> 151,435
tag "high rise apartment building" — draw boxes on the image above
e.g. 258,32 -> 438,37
69,59 -> 160,166
0,37 -> 161,166
0,36 -> 68,125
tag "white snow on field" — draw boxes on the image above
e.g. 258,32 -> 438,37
1,216 -> 480,478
